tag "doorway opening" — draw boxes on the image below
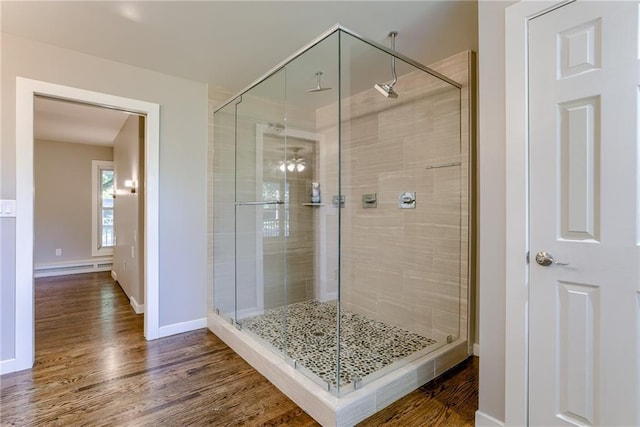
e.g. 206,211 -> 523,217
33,96 -> 146,313
12,78 -> 160,373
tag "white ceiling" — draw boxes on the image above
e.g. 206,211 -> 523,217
3,1 -> 478,144
34,97 -> 131,146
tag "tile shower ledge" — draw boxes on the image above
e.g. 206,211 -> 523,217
207,311 -> 469,427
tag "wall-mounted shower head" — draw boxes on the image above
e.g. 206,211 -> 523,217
375,31 -> 399,99
374,83 -> 398,98
308,71 -> 332,92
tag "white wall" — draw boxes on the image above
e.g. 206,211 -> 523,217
477,0 -> 516,423
1,33 -> 208,361
34,140 -> 113,265
113,115 -> 144,306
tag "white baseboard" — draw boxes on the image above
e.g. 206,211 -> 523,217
0,357 -> 31,375
0,358 -> 18,375
130,296 -> 144,314
473,342 -> 480,356
475,411 -> 505,427
111,270 -> 117,281
34,258 -> 113,278
158,317 -> 207,338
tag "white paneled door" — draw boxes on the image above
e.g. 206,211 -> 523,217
528,1 -> 640,425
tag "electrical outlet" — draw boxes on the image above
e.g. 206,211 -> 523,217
55,248 -> 62,256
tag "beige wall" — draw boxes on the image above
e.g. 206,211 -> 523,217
1,33 -> 208,361
34,140 -> 113,265
112,115 -> 144,305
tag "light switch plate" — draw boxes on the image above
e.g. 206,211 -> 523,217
0,200 -> 17,217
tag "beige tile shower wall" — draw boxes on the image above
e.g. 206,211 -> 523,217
315,51 -> 472,343
312,120 -> 340,302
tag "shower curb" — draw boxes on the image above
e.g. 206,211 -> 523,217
208,312 -> 469,427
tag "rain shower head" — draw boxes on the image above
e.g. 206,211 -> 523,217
375,31 -> 399,99
308,71 -> 332,92
374,83 -> 398,98
308,87 -> 331,93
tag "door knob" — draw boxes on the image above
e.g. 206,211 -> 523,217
535,251 -> 569,267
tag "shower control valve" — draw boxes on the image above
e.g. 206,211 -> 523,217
399,192 -> 416,209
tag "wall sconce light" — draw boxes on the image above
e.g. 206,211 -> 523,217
124,179 -> 137,193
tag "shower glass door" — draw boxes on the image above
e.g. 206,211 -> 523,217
234,69 -> 289,360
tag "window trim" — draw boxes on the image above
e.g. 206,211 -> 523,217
92,160 -> 114,256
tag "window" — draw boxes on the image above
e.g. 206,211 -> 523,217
92,160 -> 115,256
100,169 -> 115,247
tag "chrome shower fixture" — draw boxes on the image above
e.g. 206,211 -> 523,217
374,31 -> 399,99
374,83 -> 398,98
308,71 -> 332,92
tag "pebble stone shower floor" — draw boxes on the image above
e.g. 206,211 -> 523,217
240,300 -> 437,388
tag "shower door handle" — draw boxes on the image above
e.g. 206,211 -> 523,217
235,200 -> 284,206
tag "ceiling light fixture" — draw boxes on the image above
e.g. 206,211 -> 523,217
279,149 -> 306,173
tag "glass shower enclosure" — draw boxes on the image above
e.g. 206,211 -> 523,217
213,26 -> 468,397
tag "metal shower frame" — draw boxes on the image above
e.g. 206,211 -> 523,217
214,23 -> 462,113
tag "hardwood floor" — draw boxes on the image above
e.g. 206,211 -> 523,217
0,273 -> 478,426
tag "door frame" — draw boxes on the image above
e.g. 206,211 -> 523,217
12,77 -> 160,373
504,0 -> 572,424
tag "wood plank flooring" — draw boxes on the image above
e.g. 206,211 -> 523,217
0,273 -> 478,426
